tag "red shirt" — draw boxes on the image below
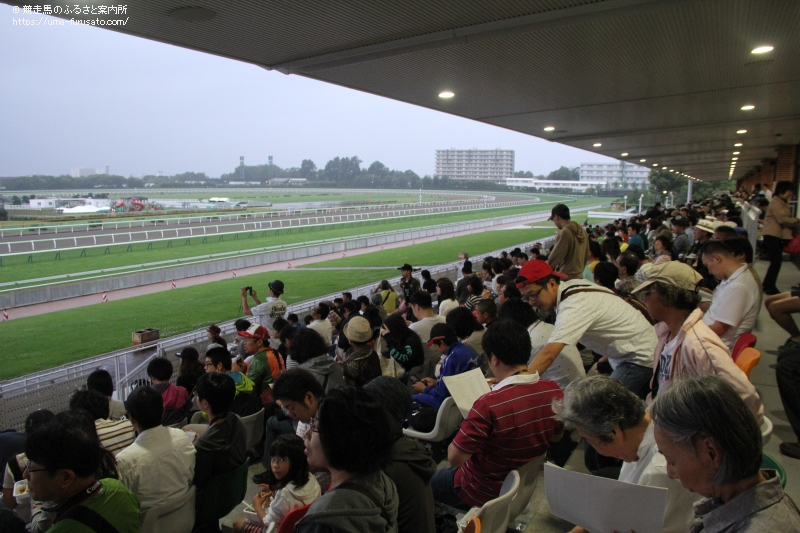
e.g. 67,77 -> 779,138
452,373 -> 563,507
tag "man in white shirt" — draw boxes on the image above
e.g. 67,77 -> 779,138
516,260 -> 656,396
241,280 -> 287,331
115,386 -> 196,514
407,291 -> 447,380
307,302 -> 333,345
553,376 -> 700,533
700,240 -> 760,350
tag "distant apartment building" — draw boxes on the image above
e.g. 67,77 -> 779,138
579,161 -> 650,189
71,165 -> 110,178
435,149 -> 514,181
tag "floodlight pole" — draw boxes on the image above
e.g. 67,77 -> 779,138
419,188 -> 422,205
638,194 -> 643,214
623,195 -> 628,212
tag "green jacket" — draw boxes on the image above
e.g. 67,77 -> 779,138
247,350 -> 273,396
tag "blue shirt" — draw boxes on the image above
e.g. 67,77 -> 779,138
413,342 -> 479,408
628,233 -> 646,251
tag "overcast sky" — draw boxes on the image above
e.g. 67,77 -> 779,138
1,6 -> 617,179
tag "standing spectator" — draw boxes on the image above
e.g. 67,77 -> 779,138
774,291 -> 800,459
146,358 -> 190,426
762,181 -> 799,295
407,291 -> 447,380
242,280 -> 288,330
431,320 -> 563,509
69,390 -> 135,457
340,317 -> 382,387
86,369 -> 126,421
365,377 -> 436,533
397,264 -> 422,320
631,262 -> 763,423
700,241 -> 760,351
373,280 -> 399,314
191,372 -> 248,491
436,278 -> 459,317
420,270 -> 437,293
547,203 -> 589,280
115,386 -> 195,514
652,376 -> 800,530
176,346 -> 205,396
23,414 -> 141,532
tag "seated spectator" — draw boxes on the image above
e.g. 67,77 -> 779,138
614,251 -> 641,296
498,299 -> 585,391
287,313 -> 301,329
446,307 -> 489,375
379,315 -> 425,375
365,377 -> 436,533
308,303 -> 333,345
191,372 -> 248,490
497,280 -> 521,307
369,293 -> 389,321
593,261 -> 619,291
232,318 -> 253,359
234,435 -> 321,533
340,316 -> 382,387
463,276 -> 485,311
296,387 -> 398,533
2,410 -> 55,523
86,369 -> 125,421
335,301 -> 359,354
410,324 -> 479,432
289,329 -> 345,393
407,291 -> 448,380
627,222 -> 646,252
69,389 -> 135,456
279,324 -> 299,370
239,324 -> 282,396
432,320 -> 563,509
206,324 -> 227,349
421,269 -> 437,294
205,346 -> 262,417
24,412 -> 140,532
553,376 -> 700,533
583,240 -> 606,281
652,235 -> 674,265
436,278 -> 459,317
700,240 -> 760,350
475,299 -> 496,327
146,357 -> 190,426
671,217 -> 691,258
652,375 -> 800,530
176,346 -> 205,396
601,236 -> 621,263
455,264 -> 474,304
115,385 -> 195,514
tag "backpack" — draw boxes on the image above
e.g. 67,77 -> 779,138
560,285 -> 657,325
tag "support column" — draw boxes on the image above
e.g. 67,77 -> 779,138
686,179 -> 693,204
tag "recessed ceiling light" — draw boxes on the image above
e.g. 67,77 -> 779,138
751,46 -> 774,54
652,163 -> 658,167
438,91 -> 455,99
741,105 -> 755,111
640,159 -> 646,162
543,126 -> 555,132
736,129 -> 747,134
732,157 -> 738,161
734,143 -> 743,147
593,143 -> 602,147
621,153 -> 628,156
733,152 -> 740,155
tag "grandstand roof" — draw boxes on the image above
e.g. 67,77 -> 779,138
25,0 -> 800,182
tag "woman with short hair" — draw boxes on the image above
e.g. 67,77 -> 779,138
652,375 -> 800,531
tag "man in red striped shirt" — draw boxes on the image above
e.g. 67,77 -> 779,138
431,320 -> 564,509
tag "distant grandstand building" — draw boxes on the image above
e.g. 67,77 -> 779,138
580,161 -> 649,189
435,149 -> 514,181
70,165 -> 109,177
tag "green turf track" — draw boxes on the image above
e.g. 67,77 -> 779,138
302,228 -> 555,269
0,199 -> 601,284
0,226 -> 558,380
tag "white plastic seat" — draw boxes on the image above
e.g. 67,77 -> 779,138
241,408 -> 266,450
403,397 -> 463,442
141,485 -> 196,533
473,470 -> 521,533
761,415 -> 773,446
508,455 -> 546,521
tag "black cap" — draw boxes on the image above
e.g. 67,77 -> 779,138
397,264 -> 413,271
548,203 -> 571,221
177,347 -> 199,360
269,280 -> 285,295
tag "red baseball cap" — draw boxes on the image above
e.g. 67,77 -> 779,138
515,260 -> 567,288
238,324 -> 270,341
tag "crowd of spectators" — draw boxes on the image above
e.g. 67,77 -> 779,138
2,185 -> 799,533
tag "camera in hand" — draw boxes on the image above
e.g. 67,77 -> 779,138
244,286 -> 254,295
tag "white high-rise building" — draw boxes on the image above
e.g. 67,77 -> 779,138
70,165 -> 109,178
435,149 -> 514,181
580,161 -> 650,189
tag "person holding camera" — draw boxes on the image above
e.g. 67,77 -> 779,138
242,280 -> 288,331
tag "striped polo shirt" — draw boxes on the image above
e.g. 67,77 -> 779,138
452,373 -> 563,507
95,418 -> 136,456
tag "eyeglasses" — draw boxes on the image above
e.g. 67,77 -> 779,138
522,286 -> 545,304
25,460 -> 47,473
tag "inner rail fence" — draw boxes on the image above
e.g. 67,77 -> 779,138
0,203 -> 605,310
0,233 -> 561,430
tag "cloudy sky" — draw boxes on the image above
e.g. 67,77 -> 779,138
1,6 -> 617,179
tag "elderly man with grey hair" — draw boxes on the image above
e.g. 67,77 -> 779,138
631,261 -> 764,426
553,376 -> 700,533
652,375 -> 800,531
